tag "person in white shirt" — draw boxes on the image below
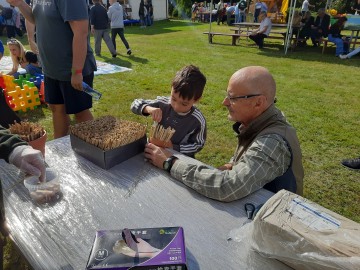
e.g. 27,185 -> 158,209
249,11 -> 272,49
301,0 -> 314,16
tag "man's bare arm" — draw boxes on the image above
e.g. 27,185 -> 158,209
69,19 -> 89,91
7,0 -> 35,23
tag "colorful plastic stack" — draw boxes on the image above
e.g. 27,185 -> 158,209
5,82 -> 41,112
2,73 -> 44,111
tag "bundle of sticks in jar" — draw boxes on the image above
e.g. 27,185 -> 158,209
149,122 -> 175,148
69,116 -> 146,151
9,121 -> 45,142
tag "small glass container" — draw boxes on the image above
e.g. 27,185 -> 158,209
24,168 -> 61,204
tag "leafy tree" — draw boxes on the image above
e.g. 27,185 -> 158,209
170,0 -> 193,18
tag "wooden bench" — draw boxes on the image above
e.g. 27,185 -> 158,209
230,28 -> 243,34
203,32 -> 241,46
238,33 -> 306,50
320,38 -> 360,54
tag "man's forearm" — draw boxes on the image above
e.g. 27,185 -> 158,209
16,1 -> 35,24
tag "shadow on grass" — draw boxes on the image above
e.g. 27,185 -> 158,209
258,44 -> 360,67
126,19 -> 204,36
14,104 -> 48,123
100,54 -> 148,69
205,39 -> 360,67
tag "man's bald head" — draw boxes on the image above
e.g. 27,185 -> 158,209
230,66 -> 276,107
223,66 -> 277,126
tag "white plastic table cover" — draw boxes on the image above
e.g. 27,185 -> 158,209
0,136 -> 290,270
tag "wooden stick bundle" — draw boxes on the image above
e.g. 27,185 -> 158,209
149,122 -> 175,143
69,116 -> 146,151
9,121 -> 45,142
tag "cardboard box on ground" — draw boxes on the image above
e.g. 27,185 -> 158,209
251,190 -> 360,270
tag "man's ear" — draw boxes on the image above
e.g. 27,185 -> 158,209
255,95 -> 266,108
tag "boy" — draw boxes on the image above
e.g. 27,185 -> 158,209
24,50 -> 42,76
131,65 -> 206,158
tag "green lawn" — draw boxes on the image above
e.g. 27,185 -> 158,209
2,19 -> 360,269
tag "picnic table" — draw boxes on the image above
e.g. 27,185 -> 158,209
1,136 -> 291,270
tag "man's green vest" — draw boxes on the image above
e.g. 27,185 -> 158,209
232,105 -> 304,195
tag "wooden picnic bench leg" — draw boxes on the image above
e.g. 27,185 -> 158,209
322,41 -> 327,54
208,34 -> 213,44
232,36 -> 237,46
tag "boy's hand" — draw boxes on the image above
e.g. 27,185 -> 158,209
218,163 -> 233,171
144,106 -> 162,122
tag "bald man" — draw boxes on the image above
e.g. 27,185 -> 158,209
144,66 -> 304,202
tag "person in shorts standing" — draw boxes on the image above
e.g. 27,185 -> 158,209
7,0 -> 97,139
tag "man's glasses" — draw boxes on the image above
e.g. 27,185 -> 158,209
225,94 -> 261,103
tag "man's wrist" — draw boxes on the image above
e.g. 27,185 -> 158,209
72,68 -> 82,75
163,156 -> 178,172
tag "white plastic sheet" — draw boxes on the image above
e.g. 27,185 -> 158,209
1,136 -> 282,270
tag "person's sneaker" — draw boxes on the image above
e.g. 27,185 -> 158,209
341,157 -> 360,170
127,49 -> 132,55
339,54 -> 348,60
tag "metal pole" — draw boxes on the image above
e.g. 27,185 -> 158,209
284,0 -> 296,55
209,0 -> 214,34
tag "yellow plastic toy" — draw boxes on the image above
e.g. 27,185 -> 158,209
6,83 -> 41,112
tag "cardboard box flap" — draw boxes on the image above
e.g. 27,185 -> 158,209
251,190 -> 360,270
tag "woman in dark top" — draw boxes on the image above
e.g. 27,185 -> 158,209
298,11 -> 314,45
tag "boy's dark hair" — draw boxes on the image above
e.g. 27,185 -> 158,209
25,51 -> 38,64
171,65 -> 206,101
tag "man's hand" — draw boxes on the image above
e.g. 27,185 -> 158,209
71,73 -> 83,91
144,143 -> 172,169
9,145 -> 46,182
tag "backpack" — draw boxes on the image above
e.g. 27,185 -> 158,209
1,7 -> 13,20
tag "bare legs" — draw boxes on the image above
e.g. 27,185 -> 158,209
49,104 -> 93,139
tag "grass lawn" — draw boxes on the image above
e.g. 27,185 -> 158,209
2,19 -> 360,269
